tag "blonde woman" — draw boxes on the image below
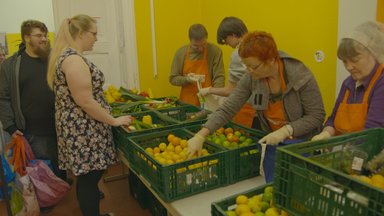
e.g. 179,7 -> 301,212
47,14 -> 131,216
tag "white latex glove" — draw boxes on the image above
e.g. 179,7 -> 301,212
259,125 -> 293,145
199,87 -> 211,96
187,73 -> 199,82
311,131 -> 331,141
187,134 -> 205,158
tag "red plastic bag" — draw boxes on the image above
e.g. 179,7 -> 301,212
26,160 -> 70,207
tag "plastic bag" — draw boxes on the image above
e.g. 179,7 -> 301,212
0,154 -> 15,197
203,94 -> 225,112
10,182 -> 23,215
15,174 -> 40,216
26,160 -> 70,207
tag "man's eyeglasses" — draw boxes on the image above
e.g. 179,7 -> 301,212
29,34 -> 48,39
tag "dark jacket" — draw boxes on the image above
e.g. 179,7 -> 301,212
0,44 -> 26,135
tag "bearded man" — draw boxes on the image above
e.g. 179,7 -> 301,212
0,20 -> 67,186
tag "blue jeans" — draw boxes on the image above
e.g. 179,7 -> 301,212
258,139 -> 302,183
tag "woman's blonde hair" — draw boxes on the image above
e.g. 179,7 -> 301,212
47,14 -> 96,89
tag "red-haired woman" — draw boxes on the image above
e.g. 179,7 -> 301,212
187,31 -> 325,182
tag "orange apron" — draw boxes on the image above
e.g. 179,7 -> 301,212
334,64 -> 384,134
262,59 -> 287,131
179,47 -> 212,106
232,103 -> 256,127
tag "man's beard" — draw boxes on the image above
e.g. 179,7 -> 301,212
28,41 -> 51,60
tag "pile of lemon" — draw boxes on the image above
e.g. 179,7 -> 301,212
104,85 -> 123,104
226,186 -> 289,216
144,134 -> 210,168
351,174 -> 384,189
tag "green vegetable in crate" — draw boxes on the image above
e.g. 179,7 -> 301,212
365,148 -> 384,176
123,119 -> 154,131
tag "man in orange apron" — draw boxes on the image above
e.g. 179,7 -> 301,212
312,21 -> 384,140
199,17 -> 256,127
169,24 -> 225,106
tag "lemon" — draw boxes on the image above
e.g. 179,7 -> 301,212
159,142 -> 167,151
264,207 -> 280,216
235,204 -> 251,215
236,195 -> 249,205
262,192 -> 273,202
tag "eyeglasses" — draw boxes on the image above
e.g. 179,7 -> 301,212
29,34 -> 48,39
85,30 -> 97,37
247,62 -> 263,71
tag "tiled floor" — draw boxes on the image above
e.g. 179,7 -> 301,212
0,163 -> 152,216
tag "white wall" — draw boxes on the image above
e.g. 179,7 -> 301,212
0,0 -> 55,33
336,0 -> 377,95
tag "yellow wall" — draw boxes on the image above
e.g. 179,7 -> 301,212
378,0 -> 384,22
135,0 -> 338,116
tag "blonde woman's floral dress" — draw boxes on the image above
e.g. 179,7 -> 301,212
54,48 -> 117,176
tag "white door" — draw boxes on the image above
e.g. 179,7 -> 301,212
51,0 -> 139,89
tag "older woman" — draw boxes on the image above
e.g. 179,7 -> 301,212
312,21 -> 384,140
47,14 -> 132,216
188,31 -> 325,182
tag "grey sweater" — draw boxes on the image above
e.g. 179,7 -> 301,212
204,51 -> 325,140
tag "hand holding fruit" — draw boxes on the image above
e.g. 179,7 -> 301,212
259,125 -> 293,145
113,115 -> 133,126
311,130 -> 331,141
187,134 -> 205,158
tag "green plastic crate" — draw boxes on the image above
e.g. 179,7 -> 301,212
128,170 -> 150,209
155,104 -> 210,125
184,122 -> 266,184
112,110 -> 182,159
127,128 -> 228,202
211,183 -> 273,216
274,128 -> 384,216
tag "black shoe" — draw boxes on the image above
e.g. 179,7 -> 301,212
40,206 -> 54,214
99,190 -> 105,200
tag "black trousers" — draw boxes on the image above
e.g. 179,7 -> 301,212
76,170 -> 105,216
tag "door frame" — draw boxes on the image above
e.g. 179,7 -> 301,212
51,0 -> 140,89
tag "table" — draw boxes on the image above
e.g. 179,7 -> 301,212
119,152 -> 266,216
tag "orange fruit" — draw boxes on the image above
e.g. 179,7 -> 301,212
217,127 -> 225,134
172,137 -> 181,146
167,134 -> 175,142
224,127 -> 234,135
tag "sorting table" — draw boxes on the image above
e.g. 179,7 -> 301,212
119,151 -> 265,216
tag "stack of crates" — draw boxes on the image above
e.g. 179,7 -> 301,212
274,128 -> 384,216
